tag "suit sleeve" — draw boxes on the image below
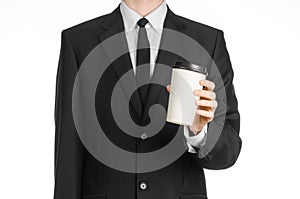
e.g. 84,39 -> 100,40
192,30 -> 242,170
54,30 -> 85,198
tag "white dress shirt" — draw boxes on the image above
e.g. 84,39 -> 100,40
120,0 -> 207,153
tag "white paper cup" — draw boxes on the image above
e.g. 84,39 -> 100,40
166,61 -> 208,126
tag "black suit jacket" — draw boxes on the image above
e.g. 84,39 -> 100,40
54,5 -> 241,199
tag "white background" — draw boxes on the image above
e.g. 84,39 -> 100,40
0,0 -> 299,198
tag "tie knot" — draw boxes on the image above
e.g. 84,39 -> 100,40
137,18 -> 149,28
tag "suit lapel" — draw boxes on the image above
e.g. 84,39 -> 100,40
141,7 -> 187,120
97,6 -> 143,118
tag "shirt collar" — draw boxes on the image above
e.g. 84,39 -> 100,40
120,0 -> 167,32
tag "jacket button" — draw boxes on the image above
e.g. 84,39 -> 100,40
139,182 -> 147,190
141,133 -> 148,140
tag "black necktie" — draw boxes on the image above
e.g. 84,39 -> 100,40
136,18 -> 151,109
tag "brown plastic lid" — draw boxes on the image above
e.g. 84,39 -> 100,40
172,61 -> 208,75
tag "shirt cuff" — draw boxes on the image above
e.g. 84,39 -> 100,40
183,124 -> 208,153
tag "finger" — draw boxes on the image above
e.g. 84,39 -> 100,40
193,90 -> 216,100
166,85 -> 170,93
196,109 -> 214,119
200,80 -> 215,91
195,99 -> 218,108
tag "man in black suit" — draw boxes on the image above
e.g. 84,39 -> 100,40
54,0 -> 241,198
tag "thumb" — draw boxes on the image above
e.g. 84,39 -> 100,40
166,85 -> 171,93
